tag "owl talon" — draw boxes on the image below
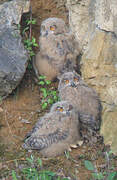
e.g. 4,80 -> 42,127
77,140 -> 83,146
70,144 -> 78,148
68,147 -> 72,152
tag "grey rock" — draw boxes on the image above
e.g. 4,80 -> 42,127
0,0 -> 30,29
66,0 -> 95,51
95,0 -> 117,35
0,28 -> 28,97
66,0 -> 117,50
0,0 -> 30,98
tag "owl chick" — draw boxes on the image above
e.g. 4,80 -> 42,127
22,101 -> 81,157
58,72 -> 102,134
33,17 -> 80,81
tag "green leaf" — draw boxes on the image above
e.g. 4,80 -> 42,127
12,170 -> 18,180
27,46 -> 32,51
40,88 -> 48,98
38,81 -> 45,85
30,51 -> 35,57
107,172 -> 117,180
31,19 -> 36,24
26,19 -> 36,25
26,157 -> 34,164
40,170 -> 56,177
32,37 -> 36,43
108,150 -> 113,156
22,167 -> 39,179
53,95 -> 58,100
38,75 -> 46,80
50,90 -> 57,96
48,98 -> 53,104
84,160 -> 95,171
42,102 -> 48,109
37,158 -> 42,167
92,172 -> 104,180
33,43 -> 38,47
22,27 -> 29,34
45,80 -> 51,85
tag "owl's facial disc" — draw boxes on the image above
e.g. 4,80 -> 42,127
41,25 -> 48,36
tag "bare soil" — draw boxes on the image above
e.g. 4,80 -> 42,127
0,0 -> 117,179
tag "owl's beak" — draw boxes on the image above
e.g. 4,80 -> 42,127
71,82 -> 76,87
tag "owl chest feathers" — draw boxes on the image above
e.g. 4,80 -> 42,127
39,34 -> 77,63
59,85 -> 100,117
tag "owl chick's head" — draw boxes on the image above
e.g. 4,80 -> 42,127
50,101 -> 74,116
58,71 -> 83,91
40,17 -> 69,36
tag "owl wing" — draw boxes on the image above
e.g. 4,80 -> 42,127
23,113 -> 70,150
79,112 -> 100,130
76,84 -> 101,110
76,84 -> 101,130
24,114 -> 49,139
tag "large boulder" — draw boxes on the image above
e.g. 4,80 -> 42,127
81,29 -> 117,154
66,0 -> 117,50
95,0 -> 117,35
66,0 -> 95,51
0,0 -> 30,98
0,0 -> 30,30
66,0 -> 117,154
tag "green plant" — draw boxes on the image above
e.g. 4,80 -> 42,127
22,18 -> 36,35
24,36 -> 38,57
64,151 -> 70,160
84,159 -> 117,180
38,75 -> 59,110
12,170 -> 18,180
22,18 -> 38,70
12,156 -> 69,180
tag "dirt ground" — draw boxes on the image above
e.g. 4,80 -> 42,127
0,0 -> 117,179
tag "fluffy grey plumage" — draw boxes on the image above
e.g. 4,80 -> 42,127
58,72 -> 102,133
33,17 -> 80,81
23,101 -> 81,157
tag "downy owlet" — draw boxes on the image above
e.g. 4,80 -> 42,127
58,72 -> 102,136
23,101 -> 81,157
33,17 -> 80,81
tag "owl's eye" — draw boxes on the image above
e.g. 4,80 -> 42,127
65,79 -> 69,84
59,107 -> 64,112
74,77 -> 79,82
50,25 -> 56,31
56,106 -> 64,112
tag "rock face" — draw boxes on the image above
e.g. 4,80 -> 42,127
66,0 -> 95,51
66,0 -> 117,154
0,0 -> 30,98
95,0 -> 117,34
81,29 -> 117,154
